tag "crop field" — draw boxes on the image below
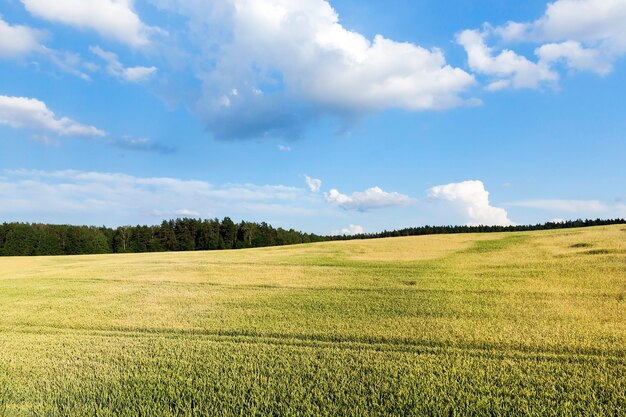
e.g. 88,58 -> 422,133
0,225 -> 625,416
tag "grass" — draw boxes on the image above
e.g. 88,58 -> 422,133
0,225 -> 625,416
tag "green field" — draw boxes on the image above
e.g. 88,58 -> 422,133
0,225 -> 625,416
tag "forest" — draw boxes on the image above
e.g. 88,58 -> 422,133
0,217 -> 624,256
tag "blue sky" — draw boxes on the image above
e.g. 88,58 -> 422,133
0,0 -> 625,234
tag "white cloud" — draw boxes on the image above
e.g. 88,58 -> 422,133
0,95 -> 170,152
90,46 -> 157,82
151,0 -> 475,139
21,0 -> 157,47
326,186 -> 411,211
223,0 -> 476,110
461,0 -> 626,89
278,145 -> 292,152
495,22 -> 529,42
515,0 -> 626,50
428,180 -> 514,226
304,175 -> 322,193
334,224 -> 364,236
174,209 -> 200,217
123,65 -> 158,82
0,16 -> 44,57
0,169 -> 322,225
0,95 -> 106,137
44,48 -> 92,80
0,17 -> 92,80
457,29 -> 558,90
536,41 -> 612,75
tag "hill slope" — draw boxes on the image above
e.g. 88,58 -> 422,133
1,226 -> 625,415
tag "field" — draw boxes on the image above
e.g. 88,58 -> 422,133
0,225 -> 625,416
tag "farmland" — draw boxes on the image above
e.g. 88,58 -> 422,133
0,225 -> 625,416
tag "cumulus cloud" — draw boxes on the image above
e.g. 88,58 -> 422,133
0,16 -> 44,57
122,65 -> 158,82
0,169 -> 321,225
502,0 -> 626,50
457,29 -> 558,90
428,180 -> 514,226
90,46 -> 157,82
21,0 -> 157,47
334,224 -> 364,236
151,0 -> 475,139
459,0 -> 626,90
0,95 -> 171,152
304,175 -> 322,193
535,41 -> 612,75
526,0 -> 626,72
326,186 -> 411,211
0,95 -> 106,137
0,17 -> 93,80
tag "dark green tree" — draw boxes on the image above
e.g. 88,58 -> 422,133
220,217 -> 237,249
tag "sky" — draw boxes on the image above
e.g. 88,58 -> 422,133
0,0 -> 625,235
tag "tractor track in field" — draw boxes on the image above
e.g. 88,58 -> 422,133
2,324 -> 624,364
4,277 -> 622,300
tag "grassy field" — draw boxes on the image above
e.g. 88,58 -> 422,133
0,225 -> 625,416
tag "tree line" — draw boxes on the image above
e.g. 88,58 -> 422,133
328,218 -> 626,240
0,217 -> 624,256
0,218 -> 327,256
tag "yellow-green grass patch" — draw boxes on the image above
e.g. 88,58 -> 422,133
0,225 -> 624,415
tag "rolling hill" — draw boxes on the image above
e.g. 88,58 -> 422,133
0,225 -> 624,416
